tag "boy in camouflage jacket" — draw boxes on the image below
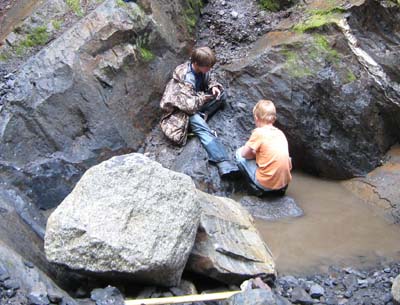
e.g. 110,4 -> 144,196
160,47 -> 239,177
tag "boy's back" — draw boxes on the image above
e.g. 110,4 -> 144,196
246,125 -> 291,190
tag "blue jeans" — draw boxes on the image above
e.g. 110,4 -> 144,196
235,148 -> 272,191
189,95 -> 229,163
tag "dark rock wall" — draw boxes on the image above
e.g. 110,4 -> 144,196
222,2 -> 400,179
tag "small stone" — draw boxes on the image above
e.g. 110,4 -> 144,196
0,272 -> 10,282
218,10 -> 224,16
325,296 -> 339,305
310,284 -> 325,298
91,286 -> 124,305
343,274 -> 358,291
384,268 -> 391,273
290,287 -> 314,305
48,291 -> 63,303
28,291 -> 50,305
383,293 -> 392,304
280,275 -> 299,287
5,32 -> 19,46
344,290 -> 353,298
24,261 -> 34,268
3,279 -> 20,290
6,289 -> 16,298
358,279 -> 369,288
231,11 -> 238,19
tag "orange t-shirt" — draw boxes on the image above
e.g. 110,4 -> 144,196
245,125 -> 292,190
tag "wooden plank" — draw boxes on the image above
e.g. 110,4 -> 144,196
125,290 -> 241,305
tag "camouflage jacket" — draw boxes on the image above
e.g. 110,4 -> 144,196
160,62 -> 223,146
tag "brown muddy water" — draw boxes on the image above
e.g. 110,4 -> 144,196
254,171 -> 400,275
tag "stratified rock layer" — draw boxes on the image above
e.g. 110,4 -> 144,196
187,191 -> 276,284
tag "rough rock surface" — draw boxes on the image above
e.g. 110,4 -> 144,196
45,153 -> 201,287
240,195 -> 303,221
342,145 -> 400,223
186,191 -> 276,285
0,0 -> 196,210
222,288 -> 282,305
221,1 -> 400,179
0,242 -> 76,305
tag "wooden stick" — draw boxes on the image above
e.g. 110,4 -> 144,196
125,290 -> 241,305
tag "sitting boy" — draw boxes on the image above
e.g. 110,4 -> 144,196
235,99 -> 292,195
160,46 -> 239,177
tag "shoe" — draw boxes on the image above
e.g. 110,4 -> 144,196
217,161 -> 240,178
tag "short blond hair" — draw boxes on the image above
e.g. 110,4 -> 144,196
191,47 -> 216,67
253,99 -> 276,124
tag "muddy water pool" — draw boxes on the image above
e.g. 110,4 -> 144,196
254,171 -> 400,275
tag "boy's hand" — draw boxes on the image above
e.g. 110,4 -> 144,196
211,87 -> 221,99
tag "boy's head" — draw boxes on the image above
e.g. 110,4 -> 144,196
253,99 -> 276,124
191,47 -> 216,72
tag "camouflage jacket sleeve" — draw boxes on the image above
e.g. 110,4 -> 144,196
160,79 -> 209,115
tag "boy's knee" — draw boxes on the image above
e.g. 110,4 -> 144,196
189,113 -> 204,125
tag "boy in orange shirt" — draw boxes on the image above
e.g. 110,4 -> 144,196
235,99 -> 292,196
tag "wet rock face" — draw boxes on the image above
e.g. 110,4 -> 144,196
348,0 -> 400,84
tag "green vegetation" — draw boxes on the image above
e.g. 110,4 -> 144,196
258,0 -> 279,11
52,19 -> 62,30
0,52 -> 9,61
134,35 -> 155,62
66,0 -> 83,17
138,47 -> 155,62
312,34 -> 339,62
346,69 -> 357,83
116,0 -> 128,7
283,50 -> 313,78
184,0 -> 203,33
258,0 -> 296,11
15,26 -> 49,55
281,34 -> 341,79
293,7 -> 345,33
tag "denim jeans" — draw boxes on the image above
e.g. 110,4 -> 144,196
235,147 -> 272,191
189,93 -> 229,163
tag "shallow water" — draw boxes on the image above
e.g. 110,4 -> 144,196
254,171 -> 400,275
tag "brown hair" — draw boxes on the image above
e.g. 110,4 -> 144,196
191,47 -> 216,67
253,99 -> 276,124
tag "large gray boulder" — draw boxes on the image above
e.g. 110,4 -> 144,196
187,191 -> 276,284
45,153 -> 201,287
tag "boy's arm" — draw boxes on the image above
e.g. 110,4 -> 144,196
207,71 -> 224,96
161,79 -> 212,115
176,83 -> 212,114
241,145 -> 256,159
